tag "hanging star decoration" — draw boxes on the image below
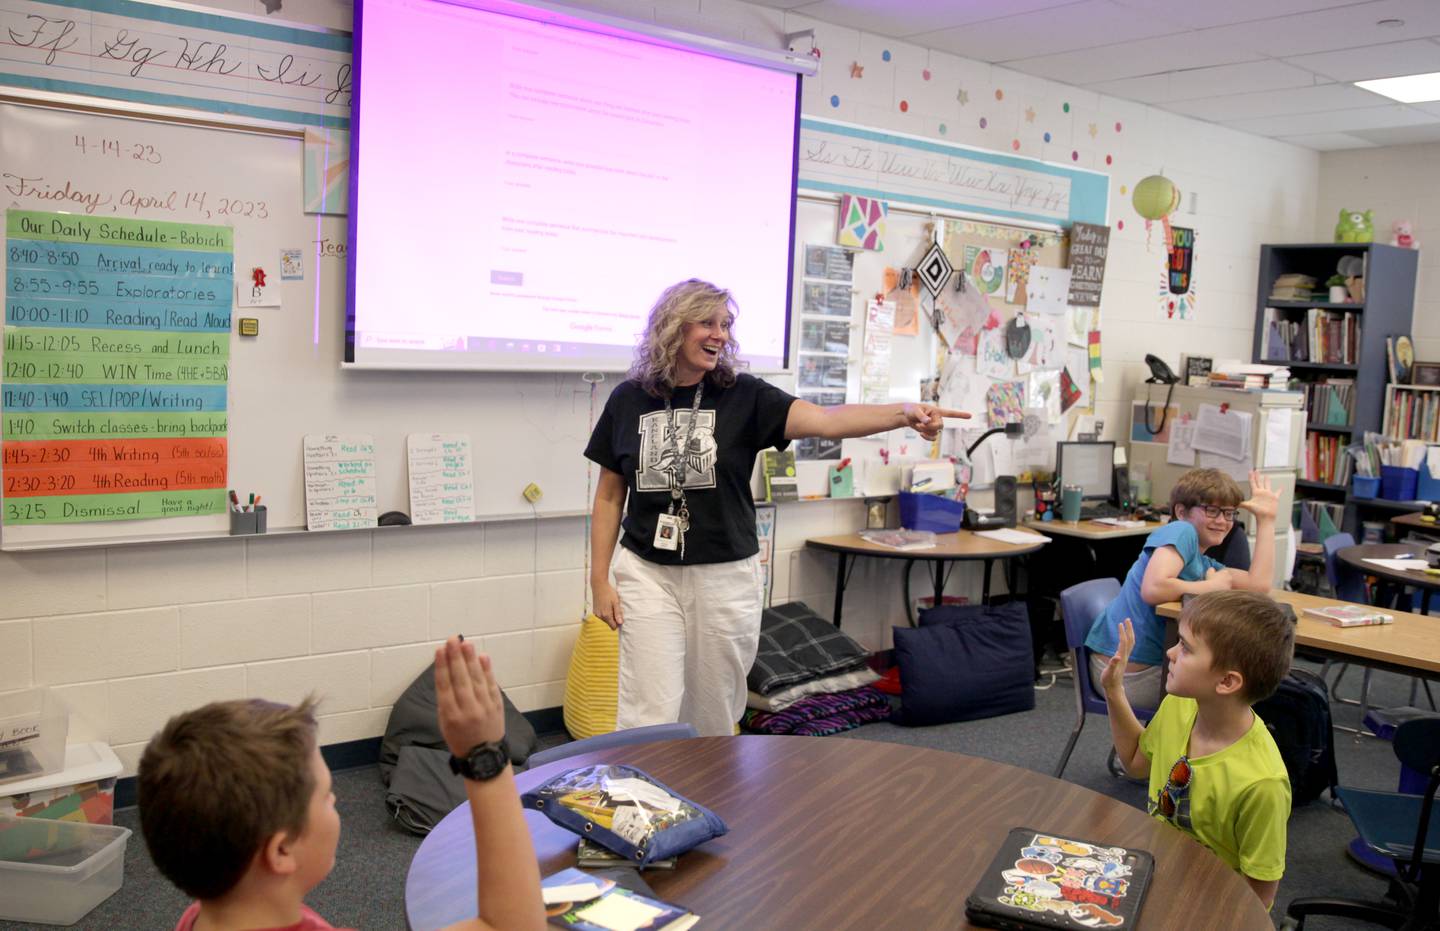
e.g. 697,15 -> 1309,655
1024,106 -> 1036,123
1088,122 -> 1099,138
850,61 -> 864,78
956,87 -> 969,105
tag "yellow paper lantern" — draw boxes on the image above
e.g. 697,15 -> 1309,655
1132,174 -> 1181,221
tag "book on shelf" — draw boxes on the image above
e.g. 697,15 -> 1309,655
1296,500 -> 1343,543
1301,605 -> 1395,628
1303,432 -> 1353,485
1387,384 -> 1440,441
1302,379 -> 1354,427
1181,354 -> 1213,387
1208,361 -> 1289,390
542,867 -> 698,931
1262,308 -> 1360,365
1268,273 -> 1318,301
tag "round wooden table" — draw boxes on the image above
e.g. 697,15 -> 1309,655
1338,542 -> 1440,614
404,736 -> 1272,930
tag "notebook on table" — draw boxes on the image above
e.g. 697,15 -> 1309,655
965,828 -> 1153,929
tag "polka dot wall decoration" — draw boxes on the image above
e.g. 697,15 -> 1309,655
939,123 -> 947,134
922,69 -> 931,80
979,117 -> 988,128
1012,139 -> 1020,150
995,89 -> 1004,100
1063,102 -> 1070,113
1043,132 -> 1051,142
1120,185 -> 1128,195
1115,121 -> 1123,132
899,100 -> 908,112
1117,220 -> 1125,230
830,95 -> 840,107
1071,151 -> 1079,161
1105,155 -> 1113,165
882,50 -> 891,61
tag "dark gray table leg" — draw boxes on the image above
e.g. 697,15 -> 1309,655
1423,588 -> 1432,616
982,558 -> 994,604
832,552 -> 848,628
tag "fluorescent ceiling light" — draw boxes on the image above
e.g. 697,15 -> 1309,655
1355,71 -> 1440,103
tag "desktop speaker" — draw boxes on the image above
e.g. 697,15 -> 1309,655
994,475 -> 1017,528
1113,466 -> 1131,509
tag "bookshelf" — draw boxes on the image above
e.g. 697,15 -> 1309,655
1252,243 -> 1418,536
1384,383 -> 1440,442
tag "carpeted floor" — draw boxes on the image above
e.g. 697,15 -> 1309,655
3,659 -> 1428,930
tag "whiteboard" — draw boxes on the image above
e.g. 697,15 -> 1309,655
0,100 -> 617,547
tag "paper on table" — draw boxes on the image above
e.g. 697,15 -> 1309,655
1094,518 -> 1147,528
1193,404 -> 1252,460
575,893 -> 668,931
976,528 -> 1050,545
543,880 -> 610,906
1166,418 -> 1196,466
1364,558 -> 1430,571
1262,410 -> 1294,468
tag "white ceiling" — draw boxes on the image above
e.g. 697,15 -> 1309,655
750,0 -> 1440,150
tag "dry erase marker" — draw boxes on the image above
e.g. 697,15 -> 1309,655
229,490 -> 239,511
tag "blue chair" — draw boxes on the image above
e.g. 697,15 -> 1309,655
1322,532 -> 1378,734
1284,716 -> 1440,930
523,723 -> 698,770
1053,578 -> 1155,779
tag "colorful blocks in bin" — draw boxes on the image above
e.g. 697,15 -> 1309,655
899,491 -> 965,533
1,743 -> 123,826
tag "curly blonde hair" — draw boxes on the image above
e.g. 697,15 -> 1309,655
629,279 -> 742,398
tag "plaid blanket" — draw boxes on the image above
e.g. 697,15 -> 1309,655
746,602 -> 871,696
743,686 -> 892,735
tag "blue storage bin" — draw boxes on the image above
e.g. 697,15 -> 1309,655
898,492 -> 965,533
1418,469 -> 1440,503
1351,475 -> 1380,499
1380,466 -> 1419,501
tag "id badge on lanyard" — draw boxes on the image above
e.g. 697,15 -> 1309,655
657,382 -> 702,558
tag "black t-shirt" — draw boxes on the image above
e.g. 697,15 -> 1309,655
584,373 -> 797,565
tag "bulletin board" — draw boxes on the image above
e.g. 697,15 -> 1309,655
790,195 -> 1103,489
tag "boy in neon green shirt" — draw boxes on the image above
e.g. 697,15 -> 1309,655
1102,590 -> 1293,908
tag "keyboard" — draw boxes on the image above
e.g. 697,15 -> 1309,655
1079,502 -> 1125,521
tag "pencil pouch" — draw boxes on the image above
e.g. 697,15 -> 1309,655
521,764 -> 727,866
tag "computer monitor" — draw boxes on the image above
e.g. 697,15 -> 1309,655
1056,441 -> 1116,501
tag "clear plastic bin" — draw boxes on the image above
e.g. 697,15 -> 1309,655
1,742 -> 123,824
0,689 -> 69,785
0,816 -> 130,925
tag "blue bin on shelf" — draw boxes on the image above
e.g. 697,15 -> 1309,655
1380,466 -> 1419,501
899,492 -> 965,533
1419,469 -> 1440,503
1351,476 -> 1381,499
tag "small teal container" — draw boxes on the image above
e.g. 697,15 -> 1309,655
1351,475 -> 1380,499
898,492 -> 965,533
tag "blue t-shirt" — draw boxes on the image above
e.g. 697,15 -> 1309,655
1084,521 -> 1225,667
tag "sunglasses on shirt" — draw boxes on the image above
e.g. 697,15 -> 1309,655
1157,755 -> 1192,824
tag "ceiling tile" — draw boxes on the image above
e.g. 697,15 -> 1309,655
1223,102 -> 1435,135
781,0 -> 1073,38
1349,122 -> 1440,144
914,0 -> 1185,64
1088,60 -> 1320,104
1184,0 -> 1440,59
1271,131 -> 1380,150
1283,39 -> 1440,82
1410,101 -> 1440,116
1109,0 -> 1360,30
1169,83 -> 1385,121
1002,29 -> 1262,84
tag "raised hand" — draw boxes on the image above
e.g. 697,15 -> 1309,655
1100,618 -> 1135,695
902,403 -> 971,441
434,636 -> 506,757
1240,469 -> 1280,522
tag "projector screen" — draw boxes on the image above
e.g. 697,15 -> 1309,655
346,0 -> 804,372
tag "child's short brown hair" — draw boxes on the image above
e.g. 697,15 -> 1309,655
1182,591 -> 1295,702
138,697 -> 319,901
1169,467 -> 1245,520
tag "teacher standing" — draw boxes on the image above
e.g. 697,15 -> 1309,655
585,279 -> 968,737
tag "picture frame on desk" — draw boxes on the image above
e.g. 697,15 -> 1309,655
1412,362 -> 1440,388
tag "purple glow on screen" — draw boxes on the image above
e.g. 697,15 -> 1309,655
348,0 -> 801,371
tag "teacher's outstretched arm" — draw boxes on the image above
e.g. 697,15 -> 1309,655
590,467 -> 628,630
784,399 -> 970,443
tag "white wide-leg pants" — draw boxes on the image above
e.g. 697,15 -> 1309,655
611,546 -> 764,737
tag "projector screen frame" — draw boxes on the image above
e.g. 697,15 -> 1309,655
343,0 -> 813,374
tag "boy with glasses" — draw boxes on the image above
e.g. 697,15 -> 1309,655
1101,591 -> 1294,907
1085,467 -> 1280,709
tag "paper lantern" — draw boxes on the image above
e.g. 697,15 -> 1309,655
1131,174 -> 1181,253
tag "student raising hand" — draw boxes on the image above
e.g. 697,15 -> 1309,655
434,637 -> 505,759
1100,618 -> 1136,696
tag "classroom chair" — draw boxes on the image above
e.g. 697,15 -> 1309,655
1322,532 -> 1379,734
1283,716 -> 1440,930
1053,578 -> 1154,779
524,723 -> 698,770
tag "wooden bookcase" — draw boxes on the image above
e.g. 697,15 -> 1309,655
1251,243 -> 1418,535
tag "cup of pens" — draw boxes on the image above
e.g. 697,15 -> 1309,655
229,491 -> 267,535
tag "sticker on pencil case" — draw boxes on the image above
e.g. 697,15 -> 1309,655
967,828 -> 1153,929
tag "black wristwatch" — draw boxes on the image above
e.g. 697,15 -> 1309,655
449,741 -> 509,781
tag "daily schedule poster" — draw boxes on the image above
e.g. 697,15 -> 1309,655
2,210 -> 232,524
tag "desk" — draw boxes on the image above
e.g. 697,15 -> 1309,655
805,530 -> 1046,627
405,736 -> 1273,931
1392,511 -> 1440,538
1023,518 -> 1161,540
1338,543 -> 1440,615
1157,589 -> 1440,679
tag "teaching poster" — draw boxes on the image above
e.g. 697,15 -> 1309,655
2,210 -> 231,524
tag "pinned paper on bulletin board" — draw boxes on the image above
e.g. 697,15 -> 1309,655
986,380 -> 1025,427
237,259 -> 279,308
1025,266 -> 1070,315
936,279 -> 995,354
1088,330 -> 1103,382
1021,314 -> 1060,371
1166,415 -> 1197,466
883,266 -> 921,336
1131,401 -> 1181,444
964,245 -> 1007,295
837,193 -> 888,251
1006,246 -> 1035,304
1064,345 -> 1091,411
1066,305 -> 1091,347
1027,370 -> 1062,424
977,326 -> 1014,380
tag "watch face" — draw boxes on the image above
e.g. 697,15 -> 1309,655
465,743 -> 508,780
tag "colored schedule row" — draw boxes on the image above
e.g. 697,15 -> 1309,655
8,211 -> 232,254
7,299 -> 232,331
4,461 -> 227,498
3,490 -> 228,524
4,437 -> 228,467
2,384 -> 228,413
3,412 -> 229,441
7,242 -> 234,281
4,327 -> 230,357
3,352 -> 228,385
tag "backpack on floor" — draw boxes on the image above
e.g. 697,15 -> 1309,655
1253,668 -> 1338,807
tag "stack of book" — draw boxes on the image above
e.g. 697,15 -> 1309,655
1269,273 -> 1317,301
1261,308 -> 1360,364
1303,432 -> 1353,485
1207,362 -> 1291,390
1303,379 -> 1355,426
1301,604 -> 1394,628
